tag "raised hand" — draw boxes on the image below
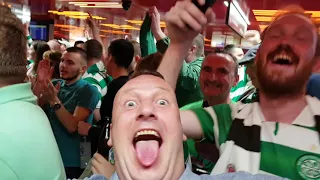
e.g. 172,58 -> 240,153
37,59 -> 54,83
164,0 -> 214,45
149,6 -> 161,34
41,79 -> 61,105
244,30 -> 261,45
86,14 -> 97,30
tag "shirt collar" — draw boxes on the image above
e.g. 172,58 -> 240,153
0,83 -> 37,105
87,61 -> 105,74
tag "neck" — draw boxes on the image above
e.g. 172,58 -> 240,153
65,76 -> 81,85
186,55 -> 197,63
112,68 -> 129,79
87,58 -> 100,68
205,94 -> 230,106
259,92 -> 307,124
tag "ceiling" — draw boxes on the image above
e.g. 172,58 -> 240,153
28,0 -> 320,48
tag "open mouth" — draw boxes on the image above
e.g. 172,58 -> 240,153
205,82 -> 222,89
271,54 -> 295,65
133,129 -> 163,167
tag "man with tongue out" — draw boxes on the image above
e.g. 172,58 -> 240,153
102,70 -> 286,180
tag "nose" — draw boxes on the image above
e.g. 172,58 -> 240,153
137,101 -> 156,121
208,73 -> 217,81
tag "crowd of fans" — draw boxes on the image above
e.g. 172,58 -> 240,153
1,0 -> 320,180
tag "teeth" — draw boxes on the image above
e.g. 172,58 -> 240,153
273,54 -> 292,63
135,130 -> 159,138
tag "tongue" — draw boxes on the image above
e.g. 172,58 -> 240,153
135,140 -> 159,167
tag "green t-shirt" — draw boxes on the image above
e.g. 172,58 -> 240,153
0,83 -> 65,179
157,37 -> 204,107
44,79 -> 100,167
188,101 -> 320,179
83,61 -> 112,108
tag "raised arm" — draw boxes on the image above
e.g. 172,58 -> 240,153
157,0 -> 213,90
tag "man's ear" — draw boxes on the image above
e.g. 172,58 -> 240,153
135,55 -> 141,63
107,124 -> 113,147
312,57 -> 320,73
80,65 -> 87,74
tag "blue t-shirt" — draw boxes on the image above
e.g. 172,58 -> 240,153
307,73 -> 320,100
45,79 -> 100,167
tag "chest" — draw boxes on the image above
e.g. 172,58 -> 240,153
58,87 -> 82,112
260,122 -> 320,179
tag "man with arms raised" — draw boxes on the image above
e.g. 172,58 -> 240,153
35,47 -> 100,178
158,1 -> 320,179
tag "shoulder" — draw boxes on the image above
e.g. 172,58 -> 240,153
180,100 -> 203,110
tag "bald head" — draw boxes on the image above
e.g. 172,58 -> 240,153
47,40 -> 61,52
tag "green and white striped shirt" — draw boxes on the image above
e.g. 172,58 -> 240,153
83,61 -> 112,108
186,96 -> 320,179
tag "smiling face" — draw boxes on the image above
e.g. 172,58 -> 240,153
109,75 -> 185,180
200,53 -> 238,100
256,13 -> 319,97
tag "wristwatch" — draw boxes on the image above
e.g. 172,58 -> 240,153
50,102 -> 62,111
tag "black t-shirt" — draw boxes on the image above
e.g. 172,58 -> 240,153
100,76 -> 129,121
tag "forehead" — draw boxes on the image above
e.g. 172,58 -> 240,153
118,75 -> 173,96
62,52 -> 81,62
203,54 -> 234,67
269,14 -> 316,33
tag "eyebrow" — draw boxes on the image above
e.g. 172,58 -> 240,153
122,86 -> 171,94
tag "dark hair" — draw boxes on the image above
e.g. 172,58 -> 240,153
0,5 -> 26,83
108,39 -> 134,69
130,69 -> 164,80
66,47 -> 87,63
84,39 -> 103,60
210,50 -> 239,76
134,52 -> 163,72
33,41 -> 50,74
130,40 -> 141,57
74,40 -> 84,47
223,44 -> 241,53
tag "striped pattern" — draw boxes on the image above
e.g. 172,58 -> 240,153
189,96 -> 320,179
83,61 -> 111,108
230,66 -> 251,102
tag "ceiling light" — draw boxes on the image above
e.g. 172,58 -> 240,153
78,5 -> 122,8
224,1 -> 229,7
69,2 -> 120,5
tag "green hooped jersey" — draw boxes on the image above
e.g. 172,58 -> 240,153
188,96 -> 320,179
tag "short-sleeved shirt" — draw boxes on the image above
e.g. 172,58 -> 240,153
187,98 -> 320,179
157,37 -> 204,107
83,61 -> 112,109
307,73 -> 320,100
44,79 -> 100,167
0,83 -> 66,179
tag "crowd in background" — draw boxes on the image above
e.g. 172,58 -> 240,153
1,0 -> 320,180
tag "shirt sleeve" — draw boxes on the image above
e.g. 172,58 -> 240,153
190,104 -> 234,146
177,59 -> 203,93
156,37 -> 170,54
77,84 -> 100,112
